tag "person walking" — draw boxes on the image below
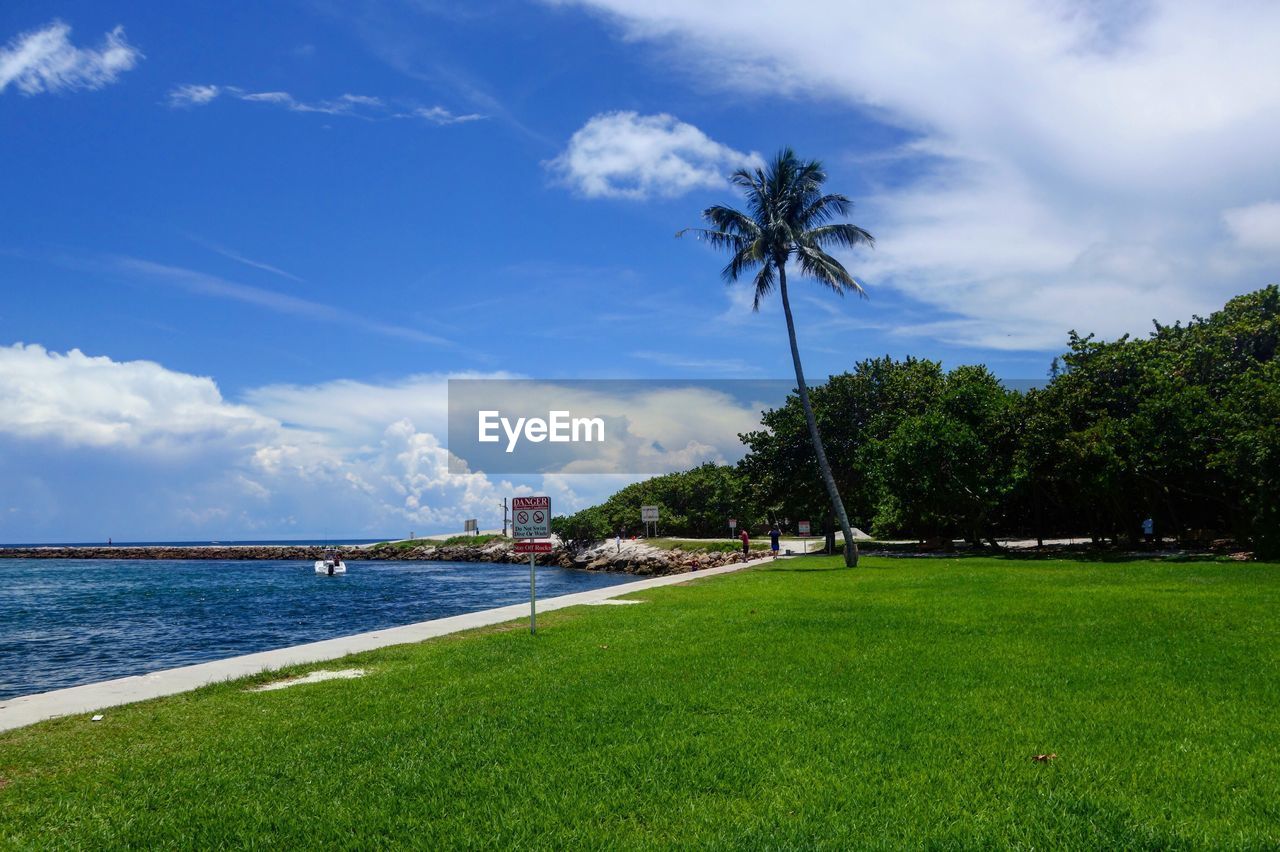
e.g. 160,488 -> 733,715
769,524 -> 781,559
739,527 -> 750,560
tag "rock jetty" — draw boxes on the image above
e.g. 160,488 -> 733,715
0,539 -> 773,576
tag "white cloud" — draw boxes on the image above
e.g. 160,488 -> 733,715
0,344 -> 272,450
551,1 -> 1280,348
1223,201 -> 1280,253
0,344 -> 524,539
0,345 -> 792,539
548,111 -> 762,199
413,105 -> 485,125
167,83 -> 220,107
0,20 -> 140,95
241,90 -> 294,105
165,83 -> 484,125
243,373 -> 505,446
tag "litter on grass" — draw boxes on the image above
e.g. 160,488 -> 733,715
90,714 -> 104,722
250,669 -> 367,692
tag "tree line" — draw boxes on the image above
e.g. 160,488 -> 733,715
554,287 -> 1279,557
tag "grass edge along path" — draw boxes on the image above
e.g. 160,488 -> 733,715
0,559 -> 761,733
2,556 -> 1278,848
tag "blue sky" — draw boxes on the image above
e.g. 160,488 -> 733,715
3,1 -> 1278,541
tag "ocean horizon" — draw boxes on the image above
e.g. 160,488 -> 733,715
0,538 -> 393,549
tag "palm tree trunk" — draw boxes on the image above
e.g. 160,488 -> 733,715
777,263 -> 858,567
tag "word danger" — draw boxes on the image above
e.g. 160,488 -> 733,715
478,410 -> 605,453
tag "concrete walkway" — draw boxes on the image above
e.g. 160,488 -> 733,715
0,558 -> 770,734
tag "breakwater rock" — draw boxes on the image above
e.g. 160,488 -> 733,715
0,540 -> 772,576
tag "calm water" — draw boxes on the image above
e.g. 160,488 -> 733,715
0,539 -> 387,548
0,559 -> 630,700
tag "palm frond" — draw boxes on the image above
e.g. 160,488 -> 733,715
702,205 -> 760,239
804,223 -> 875,251
796,193 -> 852,229
679,146 -> 874,305
722,240 -> 765,283
795,245 -> 866,298
751,260 -> 776,311
675,227 -> 746,254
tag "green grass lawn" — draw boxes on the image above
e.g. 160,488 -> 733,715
2,557 -> 1278,848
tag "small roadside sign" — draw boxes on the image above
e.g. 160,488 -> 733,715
512,496 -> 551,539
798,520 -> 811,536
641,505 -> 659,522
515,541 -> 553,554
728,518 -> 737,529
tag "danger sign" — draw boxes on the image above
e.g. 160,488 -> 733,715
512,495 -> 551,539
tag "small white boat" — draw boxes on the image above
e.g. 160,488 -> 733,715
314,554 -> 347,575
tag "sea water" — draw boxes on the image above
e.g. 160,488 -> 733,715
0,559 -> 630,700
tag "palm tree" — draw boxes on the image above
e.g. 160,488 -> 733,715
679,148 -> 873,567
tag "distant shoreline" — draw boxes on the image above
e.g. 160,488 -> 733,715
0,545 -> 487,561
0,539 -> 385,549
0,540 -> 771,576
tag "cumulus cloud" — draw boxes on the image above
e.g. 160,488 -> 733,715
0,344 -> 777,538
0,344 -> 272,450
0,20 -> 141,95
243,373 -> 499,446
551,1 -> 1280,348
548,111 -> 762,199
0,344 -> 524,539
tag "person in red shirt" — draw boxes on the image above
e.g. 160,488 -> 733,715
739,528 -> 750,560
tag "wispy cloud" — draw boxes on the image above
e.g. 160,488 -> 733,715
183,235 -> 305,283
411,105 -> 485,125
304,2 -> 549,144
547,112 -> 762,200
165,82 -> 484,125
0,20 -> 141,95
113,257 -> 453,348
629,350 -> 761,374
166,83 -> 219,107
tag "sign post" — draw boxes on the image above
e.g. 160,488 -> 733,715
513,496 -> 551,634
798,520 -> 811,554
728,518 -> 737,540
641,505 -> 659,537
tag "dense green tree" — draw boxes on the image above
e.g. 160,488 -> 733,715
740,356 -> 945,549
568,288 -> 1279,557
553,464 -> 760,545
871,366 -> 1017,544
